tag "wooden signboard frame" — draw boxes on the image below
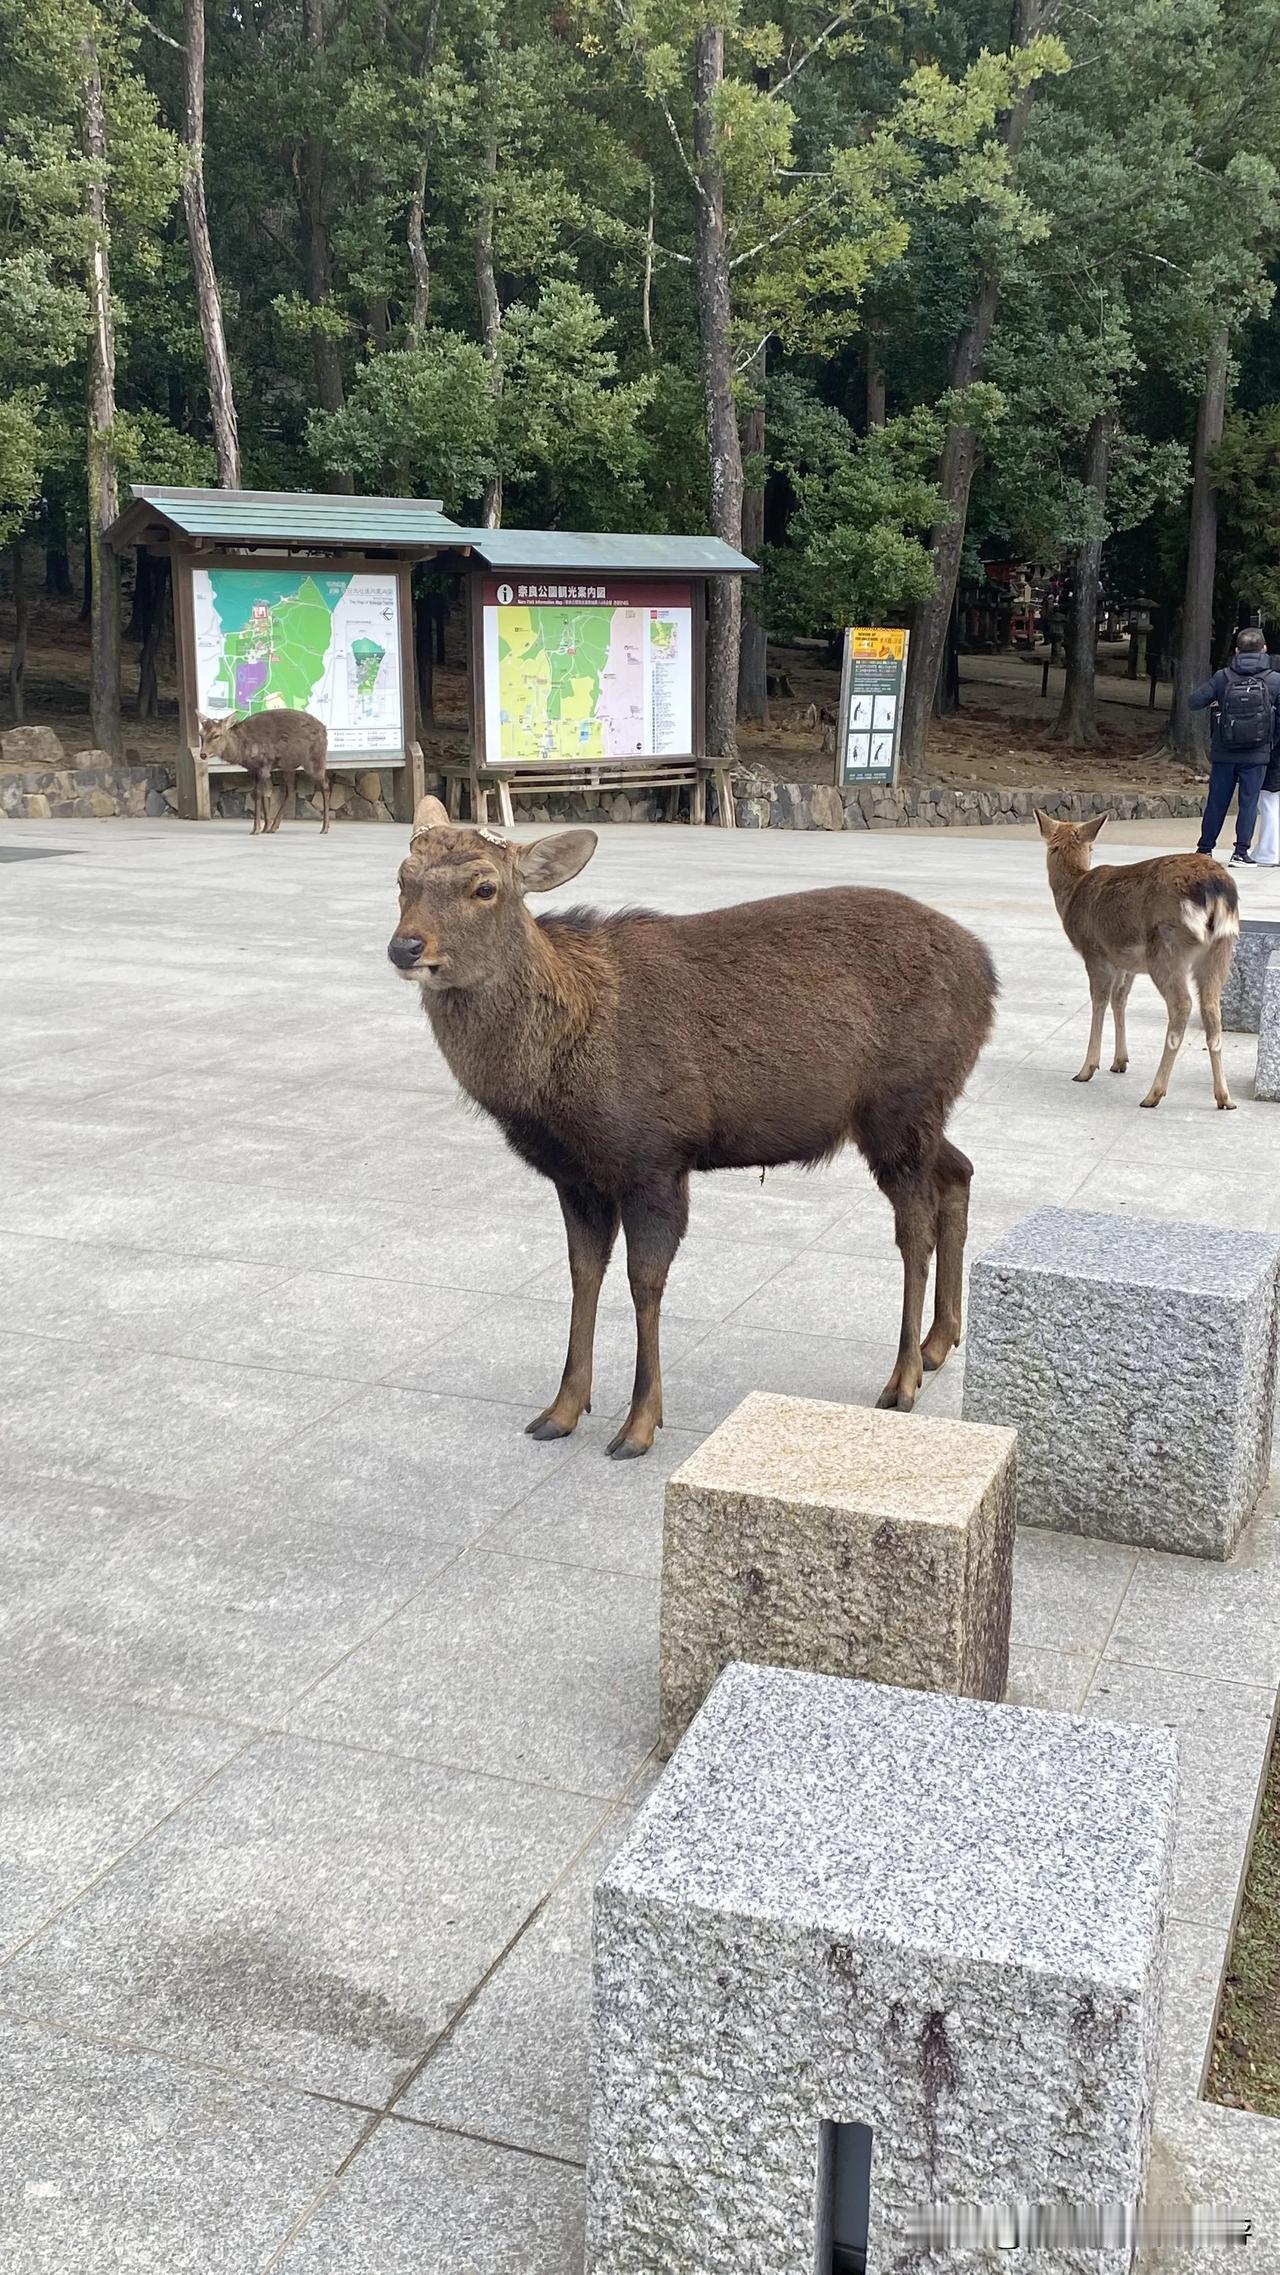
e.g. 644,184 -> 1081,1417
169,547 -> 426,822
457,570 -> 733,827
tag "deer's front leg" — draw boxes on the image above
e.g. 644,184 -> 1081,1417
1074,961 -> 1113,1083
608,1175 -> 688,1460
526,1182 -> 620,1442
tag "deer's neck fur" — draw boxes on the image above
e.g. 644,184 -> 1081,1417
423,910 -> 611,1119
1045,844 -> 1096,925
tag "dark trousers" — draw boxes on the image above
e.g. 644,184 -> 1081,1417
1198,759 -> 1268,854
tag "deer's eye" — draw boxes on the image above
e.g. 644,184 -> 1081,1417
473,881 -> 497,901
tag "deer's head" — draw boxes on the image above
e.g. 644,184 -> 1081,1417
1036,809 -> 1108,877
196,713 -> 236,760
387,795 -> 597,991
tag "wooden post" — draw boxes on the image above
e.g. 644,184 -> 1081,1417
170,552 -> 210,818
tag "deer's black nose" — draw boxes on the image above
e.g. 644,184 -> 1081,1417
388,934 -> 424,970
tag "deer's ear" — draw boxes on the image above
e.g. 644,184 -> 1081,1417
1079,811 -> 1108,842
412,795 -> 451,835
1034,809 -> 1055,840
517,829 -> 598,894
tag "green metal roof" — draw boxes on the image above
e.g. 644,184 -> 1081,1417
447,529 -> 758,576
108,485 -> 466,552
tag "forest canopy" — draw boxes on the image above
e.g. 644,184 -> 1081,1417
4,0 -> 1280,765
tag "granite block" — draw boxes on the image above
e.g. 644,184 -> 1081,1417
588,1663 -> 1178,2275
1255,950 -> 1280,1100
658,1394 -> 1017,1753
962,1208 -> 1280,1559
1222,917 -> 1280,1033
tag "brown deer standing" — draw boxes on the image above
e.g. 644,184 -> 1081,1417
389,798 -> 997,1457
197,709 -> 331,833
1036,811 -> 1239,1109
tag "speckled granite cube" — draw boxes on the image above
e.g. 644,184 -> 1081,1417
1255,951 -> 1280,1101
962,1208 -> 1280,1560
658,1393 -> 1017,1755
1222,917 -> 1280,1032
587,1663 -> 1177,2275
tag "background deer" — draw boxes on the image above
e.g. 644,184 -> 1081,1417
196,709 -> 331,833
1036,810 -> 1239,1109
389,798 -> 997,1457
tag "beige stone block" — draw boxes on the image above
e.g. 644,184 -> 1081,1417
658,1391 -> 1017,1755
22,792 -> 51,819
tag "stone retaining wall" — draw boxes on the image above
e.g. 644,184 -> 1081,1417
2,719 -> 1203,834
509,777 -> 1206,831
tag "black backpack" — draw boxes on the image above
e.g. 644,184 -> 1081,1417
1219,666 -> 1274,753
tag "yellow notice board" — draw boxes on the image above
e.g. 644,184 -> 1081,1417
837,626 -> 909,784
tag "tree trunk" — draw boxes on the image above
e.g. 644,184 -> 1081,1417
865,330 -> 886,429
737,341 -> 767,724
83,40 -> 121,757
406,0 -> 443,344
899,1 -> 1050,777
8,540 -> 28,722
1168,325 -> 1229,768
476,130 -> 503,528
414,586 -> 434,734
300,0 -> 350,490
1052,409 -> 1111,744
693,23 -> 744,762
44,495 -> 72,595
136,554 -> 170,718
181,0 -> 240,487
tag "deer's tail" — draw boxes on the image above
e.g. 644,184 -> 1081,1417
1181,870 -> 1240,945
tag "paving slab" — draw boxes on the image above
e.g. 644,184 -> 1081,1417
402,1816 -> 633,2161
290,1549 -> 659,1798
5,1498 -> 455,1725
0,2014 -> 363,2275
3,820 -> 1280,2273
1,1734 -> 603,2103
275,2121 -> 586,2275
0,1682 -> 247,1956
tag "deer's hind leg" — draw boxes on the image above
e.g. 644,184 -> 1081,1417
318,771 -> 332,833
527,1180 -> 620,1442
1110,971 -> 1135,1073
1196,936 -> 1236,1110
921,1137 -> 972,1374
267,766 -> 296,832
1074,957 -> 1114,1082
1140,947 -> 1193,1108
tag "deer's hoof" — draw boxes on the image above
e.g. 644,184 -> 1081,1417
606,1436 -> 649,1460
1072,1069 -> 1096,1085
525,1412 -> 576,1441
1138,1095 -> 1161,1110
1110,1061 -> 1128,1074
1218,1097 -> 1237,1111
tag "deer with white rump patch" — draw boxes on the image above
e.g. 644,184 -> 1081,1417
1036,811 -> 1239,1109
389,797 -> 997,1458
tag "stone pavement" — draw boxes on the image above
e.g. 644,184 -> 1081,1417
1,815 -> 1278,2271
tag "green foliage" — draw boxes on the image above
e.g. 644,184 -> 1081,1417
3,0 -> 1280,679
1214,406 -> 1280,623
762,376 -> 952,636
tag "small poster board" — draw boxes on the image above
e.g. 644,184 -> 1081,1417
837,626 -> 909,786
479,577 -> 694,766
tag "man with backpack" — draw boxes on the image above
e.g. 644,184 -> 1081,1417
1190,627 -> 1280,866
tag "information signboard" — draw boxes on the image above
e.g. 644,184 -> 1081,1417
191,566 -> 404,755
480,577 -> 694,767
836,626 -> 909,786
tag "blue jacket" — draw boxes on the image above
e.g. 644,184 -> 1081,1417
1190,650 -> 1280,767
